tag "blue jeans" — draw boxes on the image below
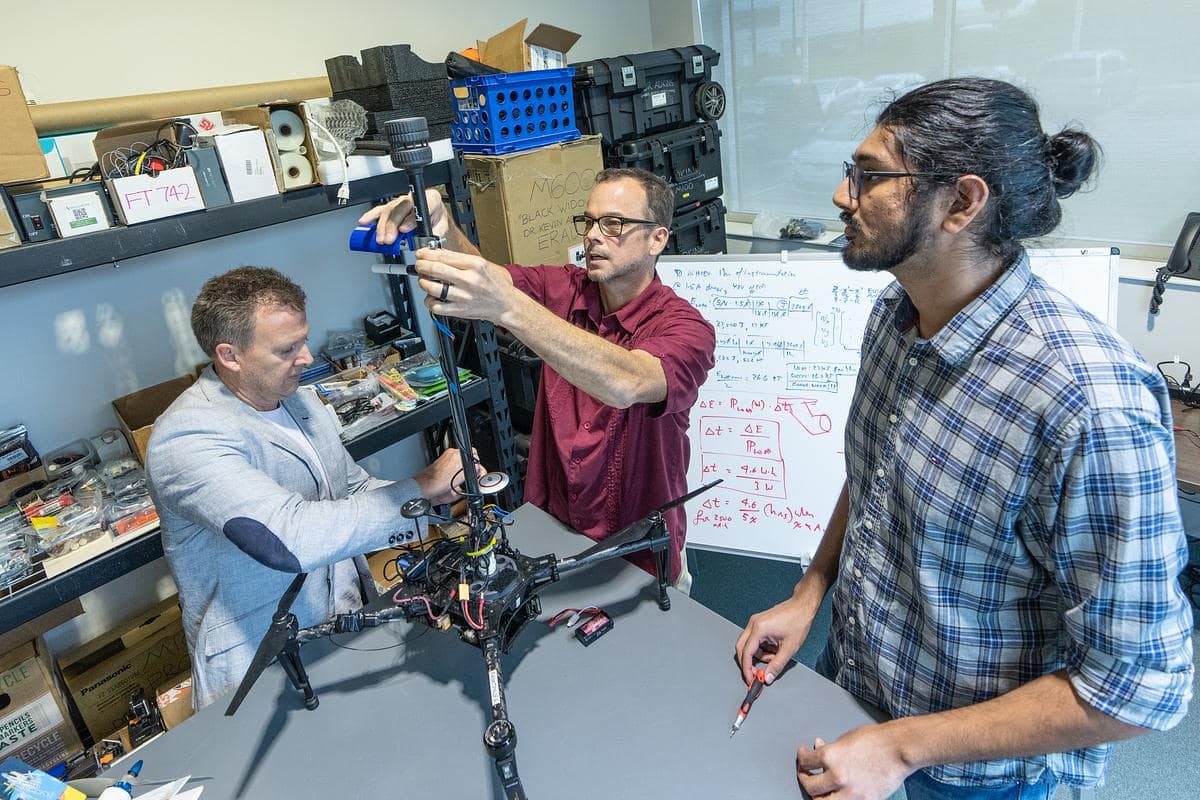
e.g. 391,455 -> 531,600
813,643 -> 1058,800
904,769 -> 1057,800
814,639 -> 838,681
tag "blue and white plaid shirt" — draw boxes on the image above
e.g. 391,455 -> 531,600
828,252 -> 1194,787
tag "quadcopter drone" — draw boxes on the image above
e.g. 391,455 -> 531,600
225,116 -> 719,799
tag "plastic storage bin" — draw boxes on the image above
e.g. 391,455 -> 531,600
451,68 -> 581,154
573,45 -> 724,144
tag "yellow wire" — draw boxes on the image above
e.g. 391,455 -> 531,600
133,151 -> 148,175
466,536 -> 497,557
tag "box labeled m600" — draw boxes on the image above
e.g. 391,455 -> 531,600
465,135 -> 601,266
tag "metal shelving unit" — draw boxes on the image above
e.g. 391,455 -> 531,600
0,156 -> 520,636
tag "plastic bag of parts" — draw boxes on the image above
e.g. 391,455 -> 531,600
0,507 -> 34,588
315,370 -> 381,406
751,211 -> 826,241
0,424 -> 41,481
36,502 -> 106,556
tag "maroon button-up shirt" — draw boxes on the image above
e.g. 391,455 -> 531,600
506,264 -> 715,581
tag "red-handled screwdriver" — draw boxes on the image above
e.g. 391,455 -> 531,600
729,668 -> 767,737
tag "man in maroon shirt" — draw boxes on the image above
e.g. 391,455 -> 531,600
360,168 -> 715,588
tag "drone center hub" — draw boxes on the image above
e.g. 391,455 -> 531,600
471,555 -> 522,607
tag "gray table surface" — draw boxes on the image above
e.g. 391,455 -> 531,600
118,504 -> 881,799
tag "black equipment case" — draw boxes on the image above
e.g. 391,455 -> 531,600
607,121 -> 723,209
665,198 -> 727,256
573,45 -> 725,144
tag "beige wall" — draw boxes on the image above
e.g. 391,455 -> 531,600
5,1 -> 657,104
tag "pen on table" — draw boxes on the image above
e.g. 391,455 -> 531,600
729,668 -> 767,737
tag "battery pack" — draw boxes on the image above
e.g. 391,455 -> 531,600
574,611 -> 613,646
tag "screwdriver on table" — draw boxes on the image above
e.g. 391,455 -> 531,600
729,667 -> 767,737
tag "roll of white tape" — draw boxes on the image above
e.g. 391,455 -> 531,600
270,109 -> 306,151
280,151 -> 314,188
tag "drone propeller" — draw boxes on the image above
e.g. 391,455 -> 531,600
571,479 -> 724,560
225,572 -> 308,716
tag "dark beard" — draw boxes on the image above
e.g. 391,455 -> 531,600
840,193 -> 935,273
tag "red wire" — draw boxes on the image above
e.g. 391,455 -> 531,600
462,598 -> 485,630
548,607 -> 579,627
393,589 -> 439,622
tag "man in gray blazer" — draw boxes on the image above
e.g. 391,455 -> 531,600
147,266 -> 467,710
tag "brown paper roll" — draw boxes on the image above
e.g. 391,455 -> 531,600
30,77 -> 333,136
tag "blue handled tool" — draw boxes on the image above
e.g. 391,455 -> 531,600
349,222 -> 419,261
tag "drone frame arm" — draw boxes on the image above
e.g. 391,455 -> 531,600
481,636 -> 525,800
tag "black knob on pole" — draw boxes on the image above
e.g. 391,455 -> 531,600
386,117 -> 434,172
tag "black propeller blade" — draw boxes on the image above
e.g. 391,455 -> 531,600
225,572 -> 308,716
571,479 -> 723,560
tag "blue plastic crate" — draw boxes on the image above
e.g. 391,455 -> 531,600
450,68 -> 581,154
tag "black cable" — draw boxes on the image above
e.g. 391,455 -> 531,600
1150,267 -> 1170,315
382,555 -> 405,584
68,164 -> 100,183
325,621 -> 429,652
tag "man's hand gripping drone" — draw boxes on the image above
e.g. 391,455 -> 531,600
226,117 -> 720,799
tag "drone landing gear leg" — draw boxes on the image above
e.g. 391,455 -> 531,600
277,629 -> 319,710
654,542 -> 672,612
481,638 -> 526,799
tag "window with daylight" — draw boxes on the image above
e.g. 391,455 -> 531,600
698,0 -> 1199,247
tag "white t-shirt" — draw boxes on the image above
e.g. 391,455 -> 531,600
260,404 -> 363,614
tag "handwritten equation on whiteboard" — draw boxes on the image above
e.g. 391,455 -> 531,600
666,258 -> 895,560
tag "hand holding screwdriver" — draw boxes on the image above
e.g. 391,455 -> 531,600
729,668 -> 767,737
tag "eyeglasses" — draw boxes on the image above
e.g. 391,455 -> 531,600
573,214 -> 661,237
842,161 -> 957,202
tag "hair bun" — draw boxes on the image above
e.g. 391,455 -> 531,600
1045,128 -> 1100,198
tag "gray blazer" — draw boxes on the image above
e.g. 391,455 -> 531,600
146,367 -> 423,710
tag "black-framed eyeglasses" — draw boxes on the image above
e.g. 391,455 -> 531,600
573,214 -> 661,237
842,161 -> 957,202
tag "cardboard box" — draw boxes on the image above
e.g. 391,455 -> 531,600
466,135 -> 601,266
0,639 -> 85,771
195,125 -> 279,202
222,103 -> 318,192
57,597 -> 189,742
364,521 -> 458,592
91,117 -> 183,172
111,374 -> 195,464
106,166 -> 205,225
0,66 -> 49,184
0,465 -> 47,507
477,19 -> 581,73
154,672 -> 192,730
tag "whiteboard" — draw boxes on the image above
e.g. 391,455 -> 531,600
664,247 -> 1119,562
